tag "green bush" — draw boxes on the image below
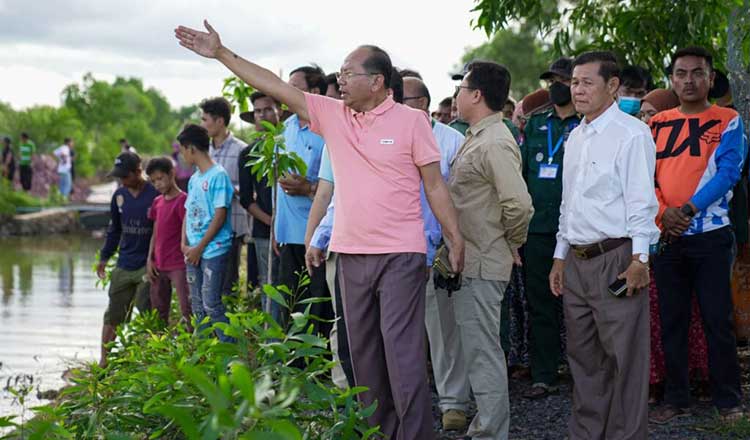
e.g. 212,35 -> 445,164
0,180 -> 44,215
1,285 -> 381,440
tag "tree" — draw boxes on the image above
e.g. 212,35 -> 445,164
461,25 -> 553,99
470,0 -> 750,137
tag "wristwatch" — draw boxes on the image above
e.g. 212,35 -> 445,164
680,204 -> 696,217
633,253 -> 649,265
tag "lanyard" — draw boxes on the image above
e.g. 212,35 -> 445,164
546,120 -> 565,165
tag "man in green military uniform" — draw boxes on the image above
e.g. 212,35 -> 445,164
18,132 -> 35,191
521,57 -> 580,399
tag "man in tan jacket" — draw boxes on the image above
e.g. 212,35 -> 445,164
449,61 -> 534,439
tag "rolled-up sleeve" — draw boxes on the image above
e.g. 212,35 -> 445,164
617,132 -> 660,255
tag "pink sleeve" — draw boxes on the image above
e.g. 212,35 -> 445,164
304,93 -> 342,138
411,111 -> 441,167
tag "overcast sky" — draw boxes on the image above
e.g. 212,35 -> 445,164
0,0 -> 489,111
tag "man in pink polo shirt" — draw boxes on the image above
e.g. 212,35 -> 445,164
176,21 -> 465,439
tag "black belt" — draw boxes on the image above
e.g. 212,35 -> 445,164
571,238 -> 629,260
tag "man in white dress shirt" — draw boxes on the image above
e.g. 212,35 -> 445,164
548,51 -> 660,440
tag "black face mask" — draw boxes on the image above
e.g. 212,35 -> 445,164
549,81 -> 572,106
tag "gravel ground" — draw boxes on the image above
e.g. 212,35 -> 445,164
430,347 -> 750,439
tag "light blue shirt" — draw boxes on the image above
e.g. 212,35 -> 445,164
421,121 -> 464,265
185,164 -> 234,259
310,200 -> 335,250
274,114 -> 326,245
310,145 -> 335,250
318,145 -> 334,183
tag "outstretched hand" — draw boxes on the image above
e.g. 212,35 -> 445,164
175,20 -> 222,59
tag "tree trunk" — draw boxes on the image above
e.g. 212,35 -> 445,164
264,148 -> 279,314
727,0 -> 750,140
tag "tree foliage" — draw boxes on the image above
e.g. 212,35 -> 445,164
472,0 -> 747,75
0,73 -> 200,178
461,24 -> 553,98
471,0 -> 750,133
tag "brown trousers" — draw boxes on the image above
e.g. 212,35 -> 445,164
563,241 -> 649,440
337,253 -> 433,440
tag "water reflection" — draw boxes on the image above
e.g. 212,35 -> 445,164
1,233 -> 105,418
0,234 -> 99,308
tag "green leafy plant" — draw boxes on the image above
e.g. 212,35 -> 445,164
246,120 -> 307,293
4,286 -> 380,440
222,76 -> 255,115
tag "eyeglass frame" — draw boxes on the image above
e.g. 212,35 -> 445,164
455,85 -> 476,95
403,95 -> 426,101
335,70 -> 379,83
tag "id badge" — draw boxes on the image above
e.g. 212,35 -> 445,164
538,164 -> 559,179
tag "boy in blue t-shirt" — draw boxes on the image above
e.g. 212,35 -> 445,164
177,124 -> 234,341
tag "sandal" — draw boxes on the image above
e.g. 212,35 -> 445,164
522,382 -> 559,400
649,404 -> 691,425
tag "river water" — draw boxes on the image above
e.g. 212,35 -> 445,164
0,233 -> 107,420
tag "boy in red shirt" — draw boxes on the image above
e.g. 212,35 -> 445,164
145,157 -> 192,329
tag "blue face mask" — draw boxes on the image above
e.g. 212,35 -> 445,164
618,96 -> 641,115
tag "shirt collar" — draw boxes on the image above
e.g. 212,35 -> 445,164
350,96 -> 396,118
466,112 -> 503,137
581,101 -> 618,134
212,132 -> 235,150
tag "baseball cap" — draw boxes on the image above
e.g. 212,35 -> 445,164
451,62 -> 472,81
109,151 -> 141,178
540,57 -> 574,80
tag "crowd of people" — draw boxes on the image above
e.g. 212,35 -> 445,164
87,19 -> 748,440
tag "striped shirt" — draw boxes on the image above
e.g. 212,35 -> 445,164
210,133 -> 249,237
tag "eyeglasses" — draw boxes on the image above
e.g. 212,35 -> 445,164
335,71 -> 377,82
455,85 -> 476,95
403,95 -> 426,101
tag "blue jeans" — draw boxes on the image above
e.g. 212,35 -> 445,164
58,171 -> 72,197
186,252 -> 232,342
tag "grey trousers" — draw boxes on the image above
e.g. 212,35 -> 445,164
338,253 -> 433,440
425,275 -> 471,412
325,252 -> 348,389
563,241 -> 649,440
456,277 -> 510,440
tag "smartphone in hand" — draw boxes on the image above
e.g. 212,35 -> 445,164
608,278 -> 627,297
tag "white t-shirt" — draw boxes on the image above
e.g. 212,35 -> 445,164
54,144 -> 71,173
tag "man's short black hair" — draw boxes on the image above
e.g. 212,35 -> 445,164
145,156 -> 174,176
359,45 -> 393,89
199,97 -> 232,126
389,67 -> 403,104
620,65 -> 654,91
3,137 -> 10,144
572,51 -> 620,82
119,138 -> 127,144
290,65 -> 327,95
21,132 -> 29,139
250,91 -> 279,106
177,124 -> 211,152
439,97 -> 453,108
63,137 -> 71,144
466,61 -> 512,112
324,73 -> 340,94
400,68 -> 422,79
671,46 -> 714,71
